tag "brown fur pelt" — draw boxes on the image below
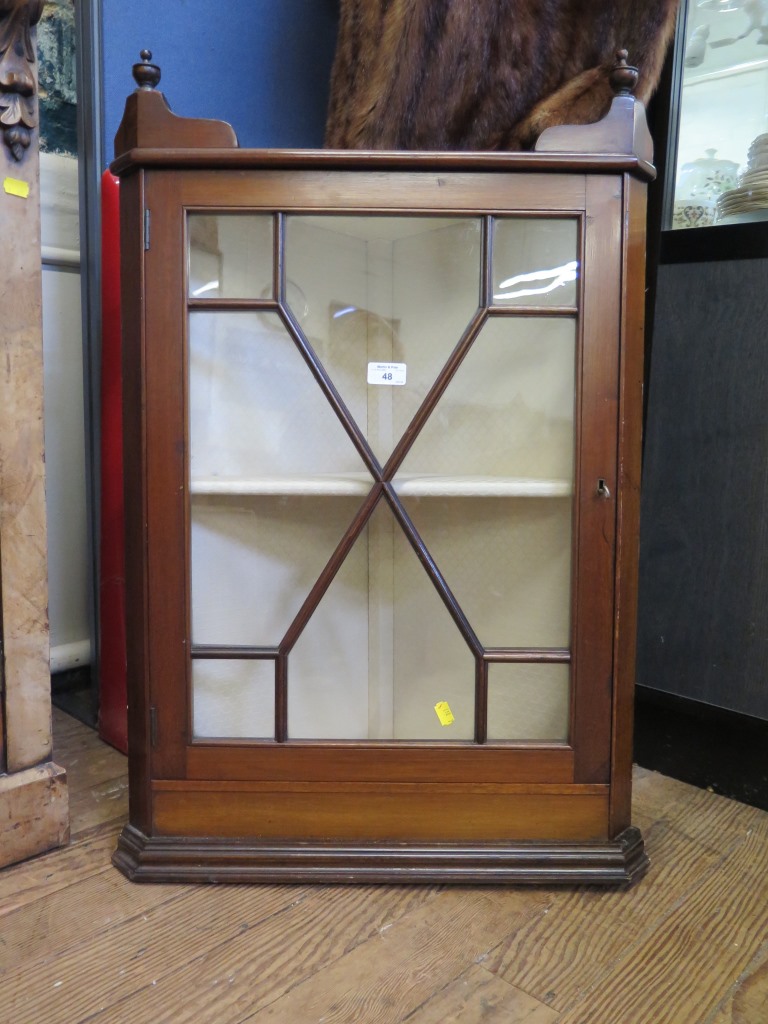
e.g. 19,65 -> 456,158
325,0 -> 679,150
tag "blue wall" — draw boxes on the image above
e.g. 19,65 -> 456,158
102,0 -> 340,163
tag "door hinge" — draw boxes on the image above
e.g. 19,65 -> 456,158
144,209 -> 151,251
150,705 -> 158,748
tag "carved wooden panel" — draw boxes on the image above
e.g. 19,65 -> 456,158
0,1 -> 44,161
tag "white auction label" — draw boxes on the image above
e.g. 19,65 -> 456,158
367,362 -> 407,386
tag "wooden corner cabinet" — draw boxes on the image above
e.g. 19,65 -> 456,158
112,52 -> 652,886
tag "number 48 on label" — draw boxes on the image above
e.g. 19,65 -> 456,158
367,362 -> 407,386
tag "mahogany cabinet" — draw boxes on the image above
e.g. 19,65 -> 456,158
112,53 -> 652,885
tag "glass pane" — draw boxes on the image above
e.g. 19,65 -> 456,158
192,659 -> 275,739
189,311 -> 369,483
399,496 -> 571,648
396,316 -> 576,486
394,316 -> 574,647
188,215 -> 273,298
189,310 -> 373,646
493,218 -> 578,306
672,2 -> 768,228
285,216 -> 482,463
288,501 -> 475,740
391,525 -> 476,741
191,495 -> 362,647
487,663 -> 570,741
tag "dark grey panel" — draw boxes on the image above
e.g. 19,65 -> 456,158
638,257 -> 768,720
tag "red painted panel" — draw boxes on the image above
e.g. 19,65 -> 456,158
98,169 -> 128,753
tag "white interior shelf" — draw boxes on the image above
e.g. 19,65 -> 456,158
396,476 -> 572,497
190,475 -> 573,498
190,474 -> 370,496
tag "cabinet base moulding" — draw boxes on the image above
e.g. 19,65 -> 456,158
113,823 -> 648,888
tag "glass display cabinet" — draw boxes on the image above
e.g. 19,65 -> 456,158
111,52 -> 652,885
670,0 -> 768,229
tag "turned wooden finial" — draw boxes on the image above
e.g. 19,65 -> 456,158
610,49 -> 639,96
132,49 -> 161,91
114,46 -> 238,160
535,45 -> 653,166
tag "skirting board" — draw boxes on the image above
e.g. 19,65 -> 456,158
634,685 -> 768,811
113,824 -> 648,888
0,763 -> 69,869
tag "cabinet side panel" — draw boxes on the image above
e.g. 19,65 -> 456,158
121,172 -> 152,832
610,175 -> 647,834
572,176 -> 622,782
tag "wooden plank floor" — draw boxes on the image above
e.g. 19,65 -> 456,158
0,707 -> 766,1024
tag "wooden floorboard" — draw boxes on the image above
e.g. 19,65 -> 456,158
402,964 -> 559,1023
52,706 -> 129,839
488,780 -> 765,1013
80,884 -> 440,1024
0,709 -> 765,1024
706,943 -> 768,1024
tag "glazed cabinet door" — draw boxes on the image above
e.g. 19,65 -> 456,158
133,169 -> 623,841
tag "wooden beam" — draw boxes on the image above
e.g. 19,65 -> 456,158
0,763 -> 69,870
0,0 -> 68,864
0,0 -> 52,772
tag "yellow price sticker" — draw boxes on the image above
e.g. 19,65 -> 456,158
4,177 -> 30,199
434,701 -> 455,727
